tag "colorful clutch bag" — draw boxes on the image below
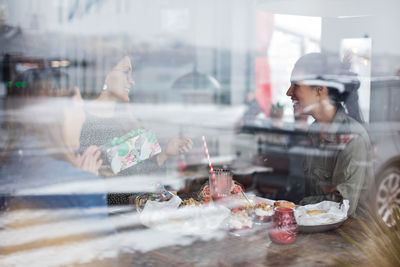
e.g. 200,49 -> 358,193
102,129 -> 162,174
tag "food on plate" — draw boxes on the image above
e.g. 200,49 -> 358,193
295,201 -> 350,230
229,211 -> 253,230
254,203 -> 274,222
274,200 -> 296,210
254,203 -> 273,210
307,210 -> 327,216
180,198 -> 204,207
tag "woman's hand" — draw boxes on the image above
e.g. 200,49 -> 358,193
156,136 -> 193,166
164,136 -> 193,156
76,145 -> 103,175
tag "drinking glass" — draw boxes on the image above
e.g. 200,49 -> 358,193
209,169 -> 232,200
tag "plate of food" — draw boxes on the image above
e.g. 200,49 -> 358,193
243,196 -> 275,223
138,194 -> 231,236
252,203 -> 274,223
295,200 -> 349,233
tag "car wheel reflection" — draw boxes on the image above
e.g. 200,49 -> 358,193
376,167 -> 400,226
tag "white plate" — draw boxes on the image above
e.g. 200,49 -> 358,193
298,218 -> 347,233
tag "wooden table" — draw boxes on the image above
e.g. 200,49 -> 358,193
110,218 -> 361,267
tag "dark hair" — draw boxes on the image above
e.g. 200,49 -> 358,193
292,53 -> 364,123
103,52 -> 132,73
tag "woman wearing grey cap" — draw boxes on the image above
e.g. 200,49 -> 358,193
286,52 -> 374,217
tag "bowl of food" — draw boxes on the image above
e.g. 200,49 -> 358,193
253,203 -> 274,223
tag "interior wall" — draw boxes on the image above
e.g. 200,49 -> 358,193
321,14 -> 400,76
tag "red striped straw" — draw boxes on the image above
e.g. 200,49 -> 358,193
202,136 -> 218,195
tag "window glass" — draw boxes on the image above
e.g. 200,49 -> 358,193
1,1 -> 400,266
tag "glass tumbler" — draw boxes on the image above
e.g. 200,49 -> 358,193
209,169 -> 232,200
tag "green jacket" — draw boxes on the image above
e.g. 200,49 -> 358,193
302,105 -> 374,217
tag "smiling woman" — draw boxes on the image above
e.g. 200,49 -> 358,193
286,53 -> 374,217
79,55 -> 142,153
101,56 -> 135,103
79,55 -> 193,179
287,53 -> 363,122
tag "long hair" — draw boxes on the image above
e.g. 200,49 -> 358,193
292,53 -> 364,123
1,68 -> 77,165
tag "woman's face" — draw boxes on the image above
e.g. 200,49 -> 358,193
286,68 -> 320,116
62,89 -> 86,151
105,56 -> 135,102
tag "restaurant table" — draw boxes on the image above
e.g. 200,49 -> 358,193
95,214 -> 362,267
